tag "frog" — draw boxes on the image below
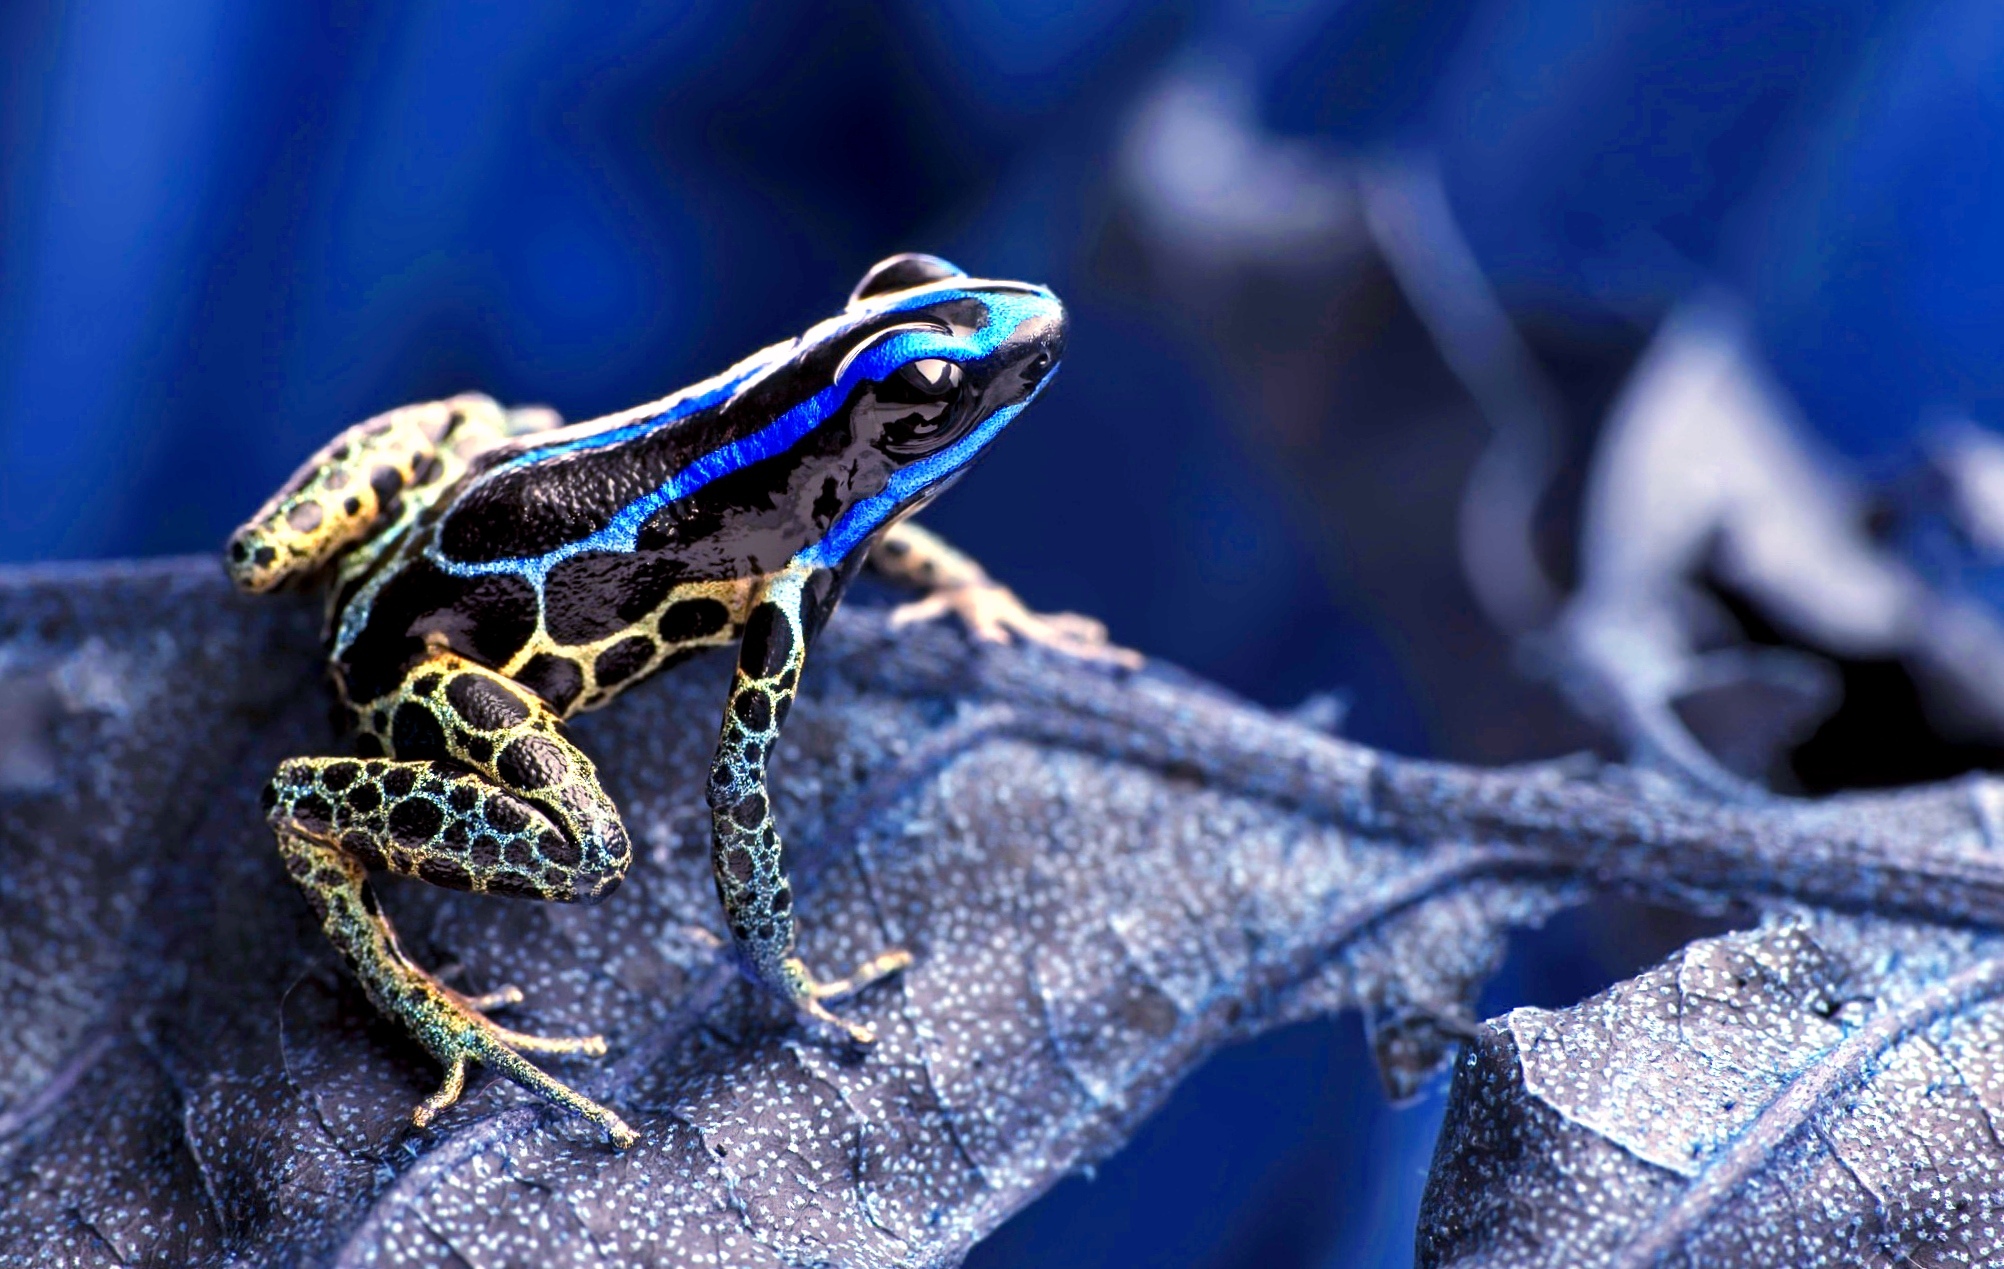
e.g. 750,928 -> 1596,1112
224,254 -> 1139,1148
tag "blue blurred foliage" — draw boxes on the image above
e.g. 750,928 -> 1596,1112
3,1 -> 1997,1264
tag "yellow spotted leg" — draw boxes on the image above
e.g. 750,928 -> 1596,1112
225,393 -> 556,593
707,561 -> 913,1042
265,651 -> 637,1146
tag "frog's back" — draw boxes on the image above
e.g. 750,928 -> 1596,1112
327,333 -> 855,716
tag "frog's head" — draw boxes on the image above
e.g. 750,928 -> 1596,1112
788,253 -> 1067,566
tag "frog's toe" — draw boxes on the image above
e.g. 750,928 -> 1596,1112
475,1039 -> 635,1145
894,581 -> 1143,667
887,590 -> 955,630
459,983 -> 526,1011
771,949 -> 912,1047
412,1055 -> 469,1128
807,948 -> 915,1001
797,996 -> 881,1046
394,979 -> 630,1144
447,982 -> 605,1054
470,1038 -> 637,1146
488,1022 -> 609,1057
1002,607 -> 1143,666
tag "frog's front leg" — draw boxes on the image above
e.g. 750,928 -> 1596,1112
870,520 -> 1143,667
708,562 -> 912,1043
265,651 -> 636,1146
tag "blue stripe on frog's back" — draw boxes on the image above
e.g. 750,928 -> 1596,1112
430,284 -> 1054,586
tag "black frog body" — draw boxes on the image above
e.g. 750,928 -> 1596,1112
307,262 -> 1063,717
226,254 -> 1108,1147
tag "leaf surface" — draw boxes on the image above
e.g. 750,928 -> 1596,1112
9,559 -> 2004,1266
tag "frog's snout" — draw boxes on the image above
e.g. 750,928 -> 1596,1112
1002,302 -> 1066,399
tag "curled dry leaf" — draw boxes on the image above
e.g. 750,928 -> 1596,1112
9,559 -> 2004,1266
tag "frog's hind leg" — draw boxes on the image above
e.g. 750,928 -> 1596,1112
265,652 -> 638,1146
708,563 -> 913,1045
226,394 -> 510,593
272,825 -> 633,1143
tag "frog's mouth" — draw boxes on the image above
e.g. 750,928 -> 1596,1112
900,465 -> 971,513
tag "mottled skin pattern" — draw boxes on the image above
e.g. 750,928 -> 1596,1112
705,562 -> 918,1035
227,393 -> 556,596
227,255 -> 1134,1145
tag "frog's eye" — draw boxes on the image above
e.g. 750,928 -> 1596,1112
850,252 -> 967,304
900,358 -> 963,396
856,355 -> 972,460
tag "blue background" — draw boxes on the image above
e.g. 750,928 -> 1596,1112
6,2 -> 2001,1264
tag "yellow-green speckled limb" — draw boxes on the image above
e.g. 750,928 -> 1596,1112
263,649 -> 635,1145
871,520 -> 1143,668
224,393 -> 556,594
706,561 -> 912,1043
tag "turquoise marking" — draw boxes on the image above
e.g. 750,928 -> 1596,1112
430,287 -> 1057,587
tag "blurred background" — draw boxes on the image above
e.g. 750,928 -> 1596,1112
8,1 -> 2004,1264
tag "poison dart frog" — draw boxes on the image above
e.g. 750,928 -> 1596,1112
227,254 -> 1138,1147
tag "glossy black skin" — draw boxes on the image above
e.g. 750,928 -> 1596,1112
329,274 -> 1065,716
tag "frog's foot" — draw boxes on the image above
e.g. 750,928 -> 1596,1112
272,821 -> 636,1147
890,581 -> 1143,668
870,521 -> 1143,667
396,974 -> 635,1147
769,950 -> 914,1046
